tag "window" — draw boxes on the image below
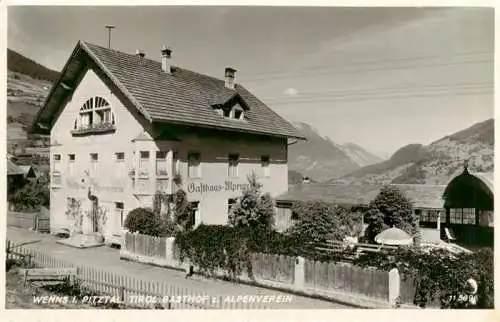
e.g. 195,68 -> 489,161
139,151 -> 150,176
419,210 -> 441,222
67,197 -> 76,208
173,151 -> 180,174
115,202 -> 125,225
115,152 -> 125,177
450,208 -> 476,225
53,154 -> 61,172
156,151 -> 168,176
462,208 -> 476,225
68,154 -> 75,176
188,201 -> 199,229
188,152 -> 201,178
221,104 -> 245,120
228,198 -> 237,215
228,154 -> 239,177
75,96 -> 115,131
90,153 -> 98,176
261,155 -> 270,177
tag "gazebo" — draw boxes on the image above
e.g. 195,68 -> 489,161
442,162 -> 494,248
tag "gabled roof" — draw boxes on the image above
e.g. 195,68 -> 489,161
470,172 -> 494,193
32,41 -> 304,140
393,184 -> 447,209
19,165 -> 32,174
7,158 -> 25,176
276,183 -> 446,209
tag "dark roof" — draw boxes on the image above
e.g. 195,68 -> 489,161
392,184 -> 447,209
7,158 -> 25,176
32,41 -> 304,140
276,183 -> 446,209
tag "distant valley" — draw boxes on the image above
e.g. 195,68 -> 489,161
332,118 -> 494,185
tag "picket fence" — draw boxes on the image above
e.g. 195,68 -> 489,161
304,259 -> 389,301
122,232 -> 395,305
7,241 -> 268,309
7,207 -> 50,232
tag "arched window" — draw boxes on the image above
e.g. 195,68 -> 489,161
73,96 -> 116,134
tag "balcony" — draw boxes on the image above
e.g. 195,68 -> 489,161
71,122 -> 116,136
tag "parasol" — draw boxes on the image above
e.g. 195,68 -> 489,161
374,226 -> 413,246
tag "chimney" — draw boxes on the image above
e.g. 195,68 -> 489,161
225,67 -> 237,89
161,45 -> 172,74
135,49 -> 145,58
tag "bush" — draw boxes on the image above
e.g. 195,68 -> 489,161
228,173 -> 275,231
6,258 -> 23,272
124,207 -> 171,237
287,201 -> 363,244
176,224 -> 251,278
354,247 -> 494,309
8,181 -> 49,212
175,225 -> 308,279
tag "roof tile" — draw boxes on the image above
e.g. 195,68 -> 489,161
276,183 -> 446,209
82,42 -> 302,139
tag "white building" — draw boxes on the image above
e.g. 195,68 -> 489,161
30,41 -> 304,244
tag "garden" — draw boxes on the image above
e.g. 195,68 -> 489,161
122,173 -> 494,309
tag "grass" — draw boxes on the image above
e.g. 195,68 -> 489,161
5,260 -> 163,310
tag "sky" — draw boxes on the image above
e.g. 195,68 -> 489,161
7,6 -> 494,159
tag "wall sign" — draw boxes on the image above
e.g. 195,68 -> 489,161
67,179 -> 124,193
187,181 -> 251,194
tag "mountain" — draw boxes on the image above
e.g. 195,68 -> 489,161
338,142 -> 384,167
7,49 -> 56,154
7,49 -> 60,82
288,122 -> 361,182
333,119 -> 494,185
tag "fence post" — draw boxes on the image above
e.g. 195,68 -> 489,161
389,268 -> 400,308
166,237 -> 175,264
293,256 -> 305,290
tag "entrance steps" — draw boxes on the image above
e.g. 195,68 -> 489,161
56,232 -> 105,249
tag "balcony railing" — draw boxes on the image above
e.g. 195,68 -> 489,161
132,177 -> 152,195
156,178 -> 170,193
52,172 -> 62,186
71,122 -> 116,136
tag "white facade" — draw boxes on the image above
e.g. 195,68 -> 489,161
49,68 -> 289,244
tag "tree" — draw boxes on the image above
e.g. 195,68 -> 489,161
364,185 -> 418,243
228,172 -> 275,231
287,201 -> 363,244
8,181 -> 49,212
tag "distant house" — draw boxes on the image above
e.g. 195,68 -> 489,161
18,165 -> 43,181
274,183 -> 445,234
442,166 -> 493,247
275,164 -> 494,248
7,158 -> 26,196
